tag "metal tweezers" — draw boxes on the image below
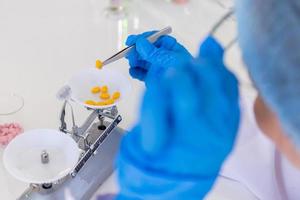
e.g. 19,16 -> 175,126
101,26 -> 173,67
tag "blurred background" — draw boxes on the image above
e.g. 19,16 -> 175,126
0,0 -> 255,199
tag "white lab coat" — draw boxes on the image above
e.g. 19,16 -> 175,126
220,95 -> 300,200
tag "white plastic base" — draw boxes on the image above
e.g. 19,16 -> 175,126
18,125 -> 124,200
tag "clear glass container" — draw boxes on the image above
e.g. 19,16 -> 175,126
0,93 -> 24,148
0,92 -> 25,198
0,93 -> 24,117
104,0 -> 130,20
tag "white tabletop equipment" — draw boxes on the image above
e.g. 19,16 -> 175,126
3,129 -> 80,184
4,68 -> 131,200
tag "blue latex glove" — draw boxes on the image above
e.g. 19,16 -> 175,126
125,31 -> 193,81
116,37 -> 240,200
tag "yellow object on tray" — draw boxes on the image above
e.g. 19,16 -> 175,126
101,85 -> 108,93
95,99 -> 115,106
91,86 -> 101,94
104,99 -> 115,105
85,84 -> 121,107
95,101 -> 106,106
85,100 -> 96,106
100,93 -> 110,100
112,92 -> 121,100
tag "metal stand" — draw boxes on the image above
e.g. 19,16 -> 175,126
18,102 -> 124,200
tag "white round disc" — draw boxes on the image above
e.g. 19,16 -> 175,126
67,68 -> 132,109
3,129 -> 79,184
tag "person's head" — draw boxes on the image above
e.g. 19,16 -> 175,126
236,0 -> 300,168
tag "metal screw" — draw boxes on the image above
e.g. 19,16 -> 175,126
41,150 -> 49,164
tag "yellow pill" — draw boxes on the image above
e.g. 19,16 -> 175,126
95,101 -> 106,106
96,59 -> 103,69
100,93 -> 110,100
85,100 -> 96,106
91,86 -> 101,94
101,86 -> 108,93
112,92 -> 121,100
105,99 -> 115,105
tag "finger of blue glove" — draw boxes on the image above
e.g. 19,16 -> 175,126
139,77 -> 170,156
193,58 -> 240,137
166,68 -> 203,144
198,36 -> 239,114
129,67 -> 148,81
127,50 -> 147,68
135,37 -> 158,60
199,37 -> 239,115
220,71 -> 240,135
126,46 -> 143,62
126,49 -> 140,66
168,64 -> 227,132
126,31 -> 157,46
165,68 -> 201,131
128,33 -> 190,57
199,36 -> 224,66
222,70 -> 239,107
136,37 -> 176,67
154,35 -> 178,50
155,36 -> 192,58
126,47 -> 150,70
190,62 -> 231,134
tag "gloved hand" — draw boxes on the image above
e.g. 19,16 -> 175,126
116,37 -> 240,200
125,31 -> 193,81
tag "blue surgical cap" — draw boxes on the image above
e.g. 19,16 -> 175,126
236,0 -> 300,148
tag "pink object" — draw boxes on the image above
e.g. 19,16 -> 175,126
173,0 -> 189,4
0,123 -> 23,146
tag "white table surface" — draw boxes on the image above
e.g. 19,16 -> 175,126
0,0 -> 255,199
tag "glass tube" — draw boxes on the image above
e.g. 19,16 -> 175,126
104,0 -> 129,19
0,93 -> 24,116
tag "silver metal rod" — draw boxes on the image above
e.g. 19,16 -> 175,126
71,115 -> 122,177
75,110 -> 99,136
209,9 -> 237,51
209,9 -> 235,35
